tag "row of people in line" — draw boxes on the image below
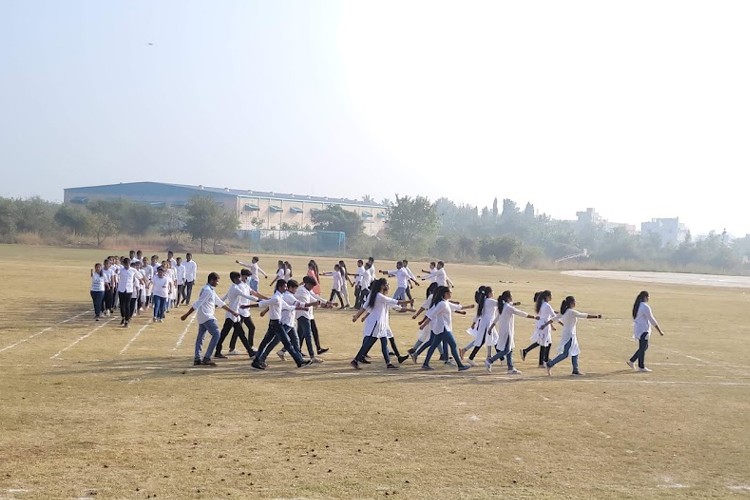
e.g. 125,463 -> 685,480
89,252 -> 197,325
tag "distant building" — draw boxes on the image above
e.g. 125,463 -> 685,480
573,208 -> 636,234
64,182 -> 388,236
641,217 -> 688,246
576,208 -> 603,226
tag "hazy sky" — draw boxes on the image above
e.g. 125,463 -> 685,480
1,1 -> 748,235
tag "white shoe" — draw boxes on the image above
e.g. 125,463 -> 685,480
152,317 -> 157,322
507,368 -> 521,375
627,360 -> 635,369
311,357 -> 324,363
485,359 -> 492,373
444,359 -> 456,367
277,351 -> 286,361
228,349 -> 239,355
639,367 -> 652,372
466,359 -> 476,367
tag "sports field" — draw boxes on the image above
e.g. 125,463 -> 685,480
1,245 -> 748,499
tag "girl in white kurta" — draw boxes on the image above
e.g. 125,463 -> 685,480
628,291 -> 665,372
540,296 -> 602,376
485,290 -> 538,374
418,286 -> 473,371
521,290 -> 556,367
350,279 -> 412,369
461,286 -> 499,366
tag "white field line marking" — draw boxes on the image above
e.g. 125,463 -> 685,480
0,310 -> 90,355
172,315 -> 196,351
50,317 -> 115,360
119,323 -> 151,354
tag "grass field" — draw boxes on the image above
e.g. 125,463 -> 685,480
1,245 -> 749,499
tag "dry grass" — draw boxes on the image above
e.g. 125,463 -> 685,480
0,244 -> 748,499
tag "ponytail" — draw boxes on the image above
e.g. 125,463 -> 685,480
535,290 -> 551,313
498,290 -> 512,315
430,286 -> 449,308
560,296 -> 575,314
368,278 -> 387,308
632,291 -> 649,319
475,286 -> 489,317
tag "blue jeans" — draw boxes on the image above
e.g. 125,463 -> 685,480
355,336 -> 390,364
90,291 -> 104,317
423,330 -> 465,369
393,287 -> 407,301
630,332 -> 649,368
249,278 -> 259,292
414,333 -> 446,359
256,321 -> 304,366
296,317 -> 315,357
194,319 -> 221,361
547,339 -> 579,371
152,295 -> 167,319
488,337 -> 514,369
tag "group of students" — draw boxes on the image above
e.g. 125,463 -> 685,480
349,274 -> 665,376
88,250 -> 197,326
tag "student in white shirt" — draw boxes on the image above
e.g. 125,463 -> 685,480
380,261 -> 419,301
90,262 -> 107,320
401,259 -> 420,301
175,257 -> 186,307
485,291 -> 539,374
180,272 -> 240,367
416,286 -> 474,371
358,262 -> 373,307
539,296 -> 602,376
460,286 -> 499,366
269,260 -> 285,288
407,283 -> 446,362
283,261 -> 293,281
628,291 -> 665,372
521,291 -> 556,368
214,271 -> 263,358
182,253 -> 198,304
353,259 -> 365,308
167,250 -> 177,269
102,259 -> 115,317
350,279 -> 413,369
322,264 -> 346,307
236,256 -> 267,292
151,266 -> 173,322
250,280 -> 312,370
421,261 -> 438,283
116,258 -> 145,327
294,276 -> 333,361
129,261 -> 146,318
227,268 -> 259,355
338,260 -> 354,308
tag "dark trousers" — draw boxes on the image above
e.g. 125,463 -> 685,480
296,317 -> 315,357
630,332 -> 649,368
231,316 -> 256,351
311,319 -> 323,352
354,285 -> 362,309
184,281 -> 194,304
177,284 -> 185,305
524,342 -> 551,364
424,330 -> 465,368
256,321 -> 304,366
90,291 -> 105,317
329,289 -> 344,307
104,288 -> 114,312
355,336 -> 390,364
118,292 -> 133,321
216,318 -> 251,356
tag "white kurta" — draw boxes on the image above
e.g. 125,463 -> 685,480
466,298 -> 498,348
530,301 -> 555,346
492,303 -> 532,351
417,296 -> 434,343
362,293 -> 399,338
633,302 -> 658,341
551,309 -> 591,357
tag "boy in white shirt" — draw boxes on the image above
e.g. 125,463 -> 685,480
183,253 -> 198,304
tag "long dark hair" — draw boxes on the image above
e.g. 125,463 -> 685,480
497,290 -> 512,314
475,286 -> 491,316
274,279 -> 287,292
368,278 -> 388,308
426,281 -> 438,299
430,286 -> 450,308
632,291 -> 649,319
535,290 -> 551,313
560,296 -> 575,314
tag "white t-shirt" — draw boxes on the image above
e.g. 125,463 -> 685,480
152,275 -> 171,298
90,273 -> 107,292
117,267 -> 137,293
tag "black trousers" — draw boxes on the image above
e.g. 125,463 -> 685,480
216,318 -> 251,356
184,281 -> 195,304
177,284 -> 185,305
104,288 -> 114,312
231,316 -> 256,351
118,292 -> 133,321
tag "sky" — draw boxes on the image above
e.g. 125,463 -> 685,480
1,0 -> 748,236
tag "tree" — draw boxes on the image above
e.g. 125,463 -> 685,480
492,197 -> 499,218
185,196 -> 239,253
55,204 -> 91,237
387,195 -> 439,252
160,207 -> 188,246
14,197 -> 56,235
0,198 -> 17,242
310,205 -> 364,243
90,212 -> 117,247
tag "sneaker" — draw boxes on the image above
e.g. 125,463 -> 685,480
248,349 -> 257,357
410,352 -> 418,363
311,357 -> 324,363
458,347 -> 466,360
193,359 -> 202,366
627,360 -> 635,369
152,317 -> 157,323
277,351 -> 286,361
251,361 -> 265,370
215,353 -> 228,359
485,359 -> 492,373
507,368 -> 521,375
299,360 -> 314,368
466,359 -> 476,367
95,317 -> 100,321
538,363 -> 545,368
123,321 -> 129,328
386,363 -> 398,369
521,349 -> 527,361
444,359 -> 456,367
350,360 -> 361,370
421,365 -> 434,371
201,359 -> 217,367
407,348 -> 415,355
358,357 -> 371,364
228,349 -> 240,355
397,355 -> 409,364
458,365 -> 471,372
317,347 -> 329,354
639,367 -> 652,372
571,370 -> 584,376
120,318 -> 125,325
